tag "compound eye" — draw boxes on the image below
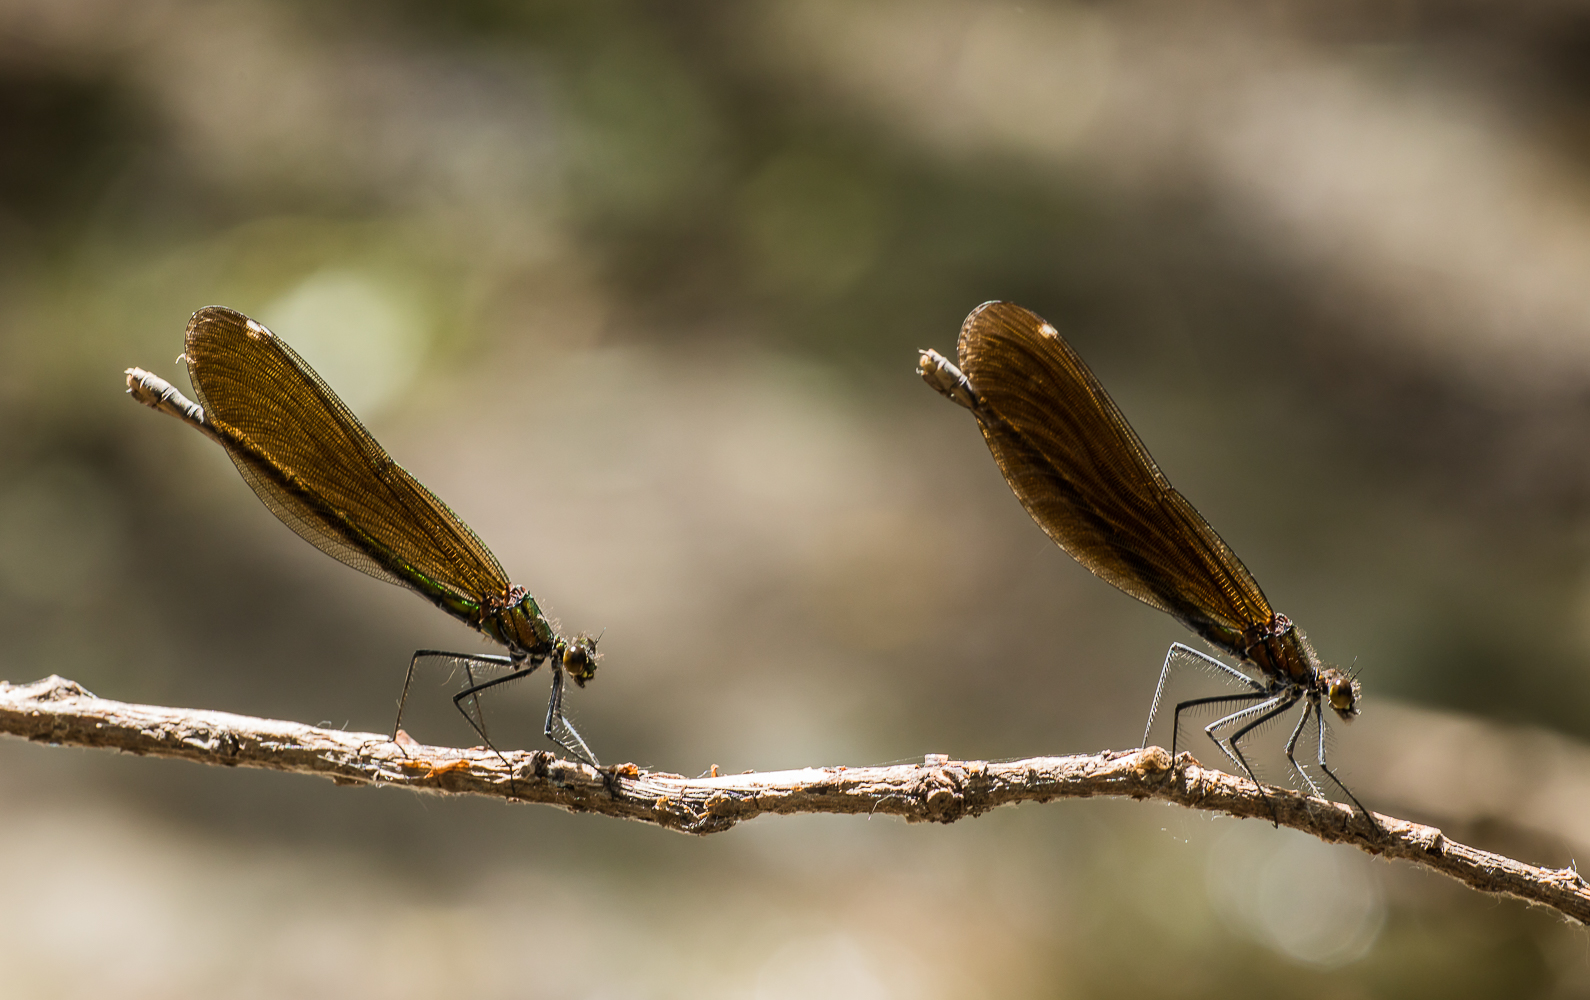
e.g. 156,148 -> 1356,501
561,634 -> 601,685
1328,678 -> 1355,712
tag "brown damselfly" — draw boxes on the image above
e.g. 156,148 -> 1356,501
127,306 -> 601,765
920,301 -> 1372,826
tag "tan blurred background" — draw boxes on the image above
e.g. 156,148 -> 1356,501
3,0 -> 1590,995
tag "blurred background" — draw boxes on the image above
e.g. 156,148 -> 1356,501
2,0 -> 1590,995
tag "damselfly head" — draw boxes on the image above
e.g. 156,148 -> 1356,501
563,632 -> 602,687
1320,667 -> 1361,721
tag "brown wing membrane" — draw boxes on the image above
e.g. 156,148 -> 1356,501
958,301 -> 1272,654
182,306 -> 510,604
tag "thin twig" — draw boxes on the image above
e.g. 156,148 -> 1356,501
3,675 -> 1587,922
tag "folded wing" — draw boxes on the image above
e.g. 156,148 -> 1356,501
182,306 -> 509,606
958,301 -> 1272,654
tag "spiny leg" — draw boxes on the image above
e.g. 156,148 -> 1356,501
447,659 -> 546,798
544,663 -> 599,767
1200,691 -> 1291,777
445,657 -> 601,768
1144,642 -> 1266,749
1282,698 -> 1326,798
1222,689 -> 1302,827
1303,698 -> 1383,836
393,648 -> 515,744
449,658 -> 543,752
443,656 -> 600,767
1171,691 -> 1272,759
455,656 -> 520,749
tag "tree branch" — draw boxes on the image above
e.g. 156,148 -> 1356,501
4,674 -> 1586,922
